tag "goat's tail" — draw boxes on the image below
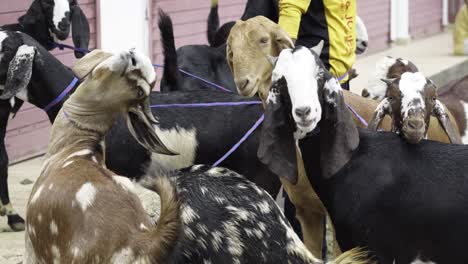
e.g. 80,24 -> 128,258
137,176 -> 180,263
158,9 -> 181,92
327,248 -> 375,264
207,0 -> 220,46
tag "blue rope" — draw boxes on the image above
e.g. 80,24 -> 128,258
43,77 -> 79,112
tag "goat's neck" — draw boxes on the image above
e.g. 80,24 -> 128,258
46,98 -> 117,158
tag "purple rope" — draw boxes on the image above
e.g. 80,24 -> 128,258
212,114 -> 264,167
43,77 -> 79,112
346,104 -> 368,127
153,64 -> 232,93
151,101 -> 262,108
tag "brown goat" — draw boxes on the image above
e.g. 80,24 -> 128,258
23,49 -> 180,264
369,72 -> 461,144
227,16 -> 460,259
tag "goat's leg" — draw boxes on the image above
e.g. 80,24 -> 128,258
0,106 -> 25,231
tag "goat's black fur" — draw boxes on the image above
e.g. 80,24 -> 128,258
152,164 -> 314,264
159,10 -> 236,93
1,0 -> 90,58
207,0 -> 278,47
260,47 -> 468,264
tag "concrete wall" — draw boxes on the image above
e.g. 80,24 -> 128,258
1,0 -> 97,163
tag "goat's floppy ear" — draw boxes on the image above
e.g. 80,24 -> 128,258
258,77 -> 298,184
320,77 -> 359,178
70,3 -> 90,58
273,25 -> 294,52
126,97 -> 178,156
368,98 -> 391,131
72,50 -> 113,79
433,100 -> 462,144
0,45 -> 35,100
310,40 -> 324,56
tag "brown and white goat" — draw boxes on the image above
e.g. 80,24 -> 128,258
24,49 -> 180,264
369,72 -> 462,144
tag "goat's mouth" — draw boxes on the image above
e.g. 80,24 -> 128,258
401,127 -> 425,144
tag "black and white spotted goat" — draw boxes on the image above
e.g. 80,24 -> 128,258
0,0 -> 90,58
258,45 -> 468,264
144,165 -> 367,264
0,31 -> 280,231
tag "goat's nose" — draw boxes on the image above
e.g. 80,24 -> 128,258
361,89 -> 370,98
361,41 -> 368,48
295,107 -> 311,119
408,119 -> 424,130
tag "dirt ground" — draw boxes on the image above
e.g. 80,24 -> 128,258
0,157 -> 42,264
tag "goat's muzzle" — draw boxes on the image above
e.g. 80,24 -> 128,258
402,117 -> 426,144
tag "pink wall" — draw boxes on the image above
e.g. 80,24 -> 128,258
357,0 -> 391,53
409,0 -> 443,38
1,0 -> 97,163
151,0 -> 248,64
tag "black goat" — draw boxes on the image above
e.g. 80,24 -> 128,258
0,0 -> 90,58
143,165 -> 367,264
159,10 -> 235,93
207,0 -> 278,47
0,31 -> 280,231
259,46 -> 468,264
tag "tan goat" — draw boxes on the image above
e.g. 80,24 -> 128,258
24,49 -> 180,264
227,16 -> 460,259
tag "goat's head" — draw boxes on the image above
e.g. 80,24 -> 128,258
227,16 -> 294,101
355,16 -> 368,55
368,72 -> 461,144
362,56 -> 419,100
19,0 -> 90,58
258,43 -> 359,183
71,49 -> 177,155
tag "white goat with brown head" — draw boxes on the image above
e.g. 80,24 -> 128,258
24,49 -> 179,264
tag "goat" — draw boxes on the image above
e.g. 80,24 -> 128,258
208,1 -> 368,55
361,56 -> 419,101
363,57 -> 468,144
369,72 -> 461,144
0,30 -> 280,231
142,165 -> 369,264
0,0 -> 90,58
259,44 -> 468,264
227,16 -> 460,258
159,10 -> 236,93
24,49 -> 180,264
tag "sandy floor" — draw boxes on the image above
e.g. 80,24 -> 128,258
0,157 -> 41,264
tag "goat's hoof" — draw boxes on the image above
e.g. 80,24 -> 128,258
7,214 -> 25,231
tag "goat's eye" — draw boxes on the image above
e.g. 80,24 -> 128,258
260,37 -> 269,44
388,96 -> 393,101
131,57 -> 137,66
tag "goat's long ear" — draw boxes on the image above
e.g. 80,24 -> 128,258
273,24 -> 294,53
0,45 -> 35,100
433,100 -> 462,144
257,77 -> 298,184
126,97 -> 178,156
72,50 -> 113,79
368,98 -> 391,131
320,77 -> 359,178
70,4 -> 90,58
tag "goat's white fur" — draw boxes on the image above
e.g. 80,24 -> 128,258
53,0 -> 70,31
272,47 -> 321,134
75,182 -> 97,212
355,16 -> 368,55
399,72 -> 427,120
0,31 -> 7,62
366,56 -> 397,101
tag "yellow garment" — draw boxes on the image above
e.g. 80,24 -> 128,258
278,0 -> 356,83
454,4 -> 468,55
